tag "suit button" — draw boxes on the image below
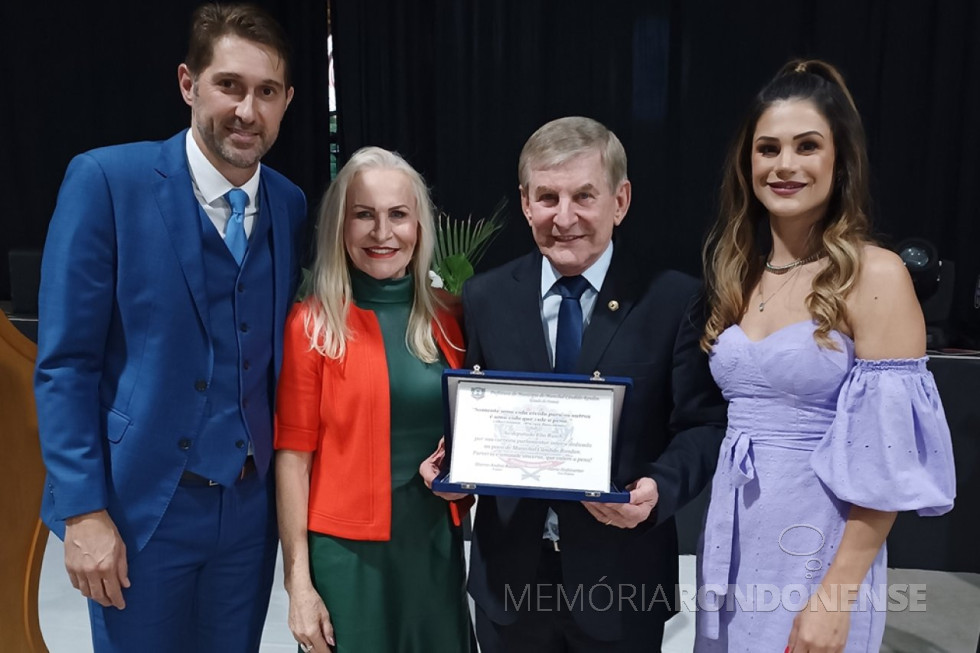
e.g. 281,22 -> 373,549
237,283 -> 245,293
178,438 -> 192,450
243,360 -> 250,370
240,322 -> 249,332
194,379 -> 208,392
235,440 -> 246,449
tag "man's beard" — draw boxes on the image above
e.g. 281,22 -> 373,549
195,119 -> 268,170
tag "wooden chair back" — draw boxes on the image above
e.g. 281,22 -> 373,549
0,311 -> 48,652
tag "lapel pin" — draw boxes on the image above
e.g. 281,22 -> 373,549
607,300 -> 620,312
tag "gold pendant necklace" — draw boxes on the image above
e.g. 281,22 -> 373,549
757,266 -> 802,312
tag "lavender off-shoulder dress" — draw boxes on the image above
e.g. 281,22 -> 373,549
695,321 -> 956,652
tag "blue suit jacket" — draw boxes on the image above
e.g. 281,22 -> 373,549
35,130 -> 307,551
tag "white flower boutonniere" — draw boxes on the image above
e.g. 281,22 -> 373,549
428,270 -> 445,289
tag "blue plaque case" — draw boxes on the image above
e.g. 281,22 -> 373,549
432,367 -> 632,503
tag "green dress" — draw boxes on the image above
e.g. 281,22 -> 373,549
308,270 -> 472,653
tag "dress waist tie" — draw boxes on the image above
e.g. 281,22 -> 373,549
699,427 -> 755,640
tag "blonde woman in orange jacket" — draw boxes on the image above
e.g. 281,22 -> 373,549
275,147 -> 472,653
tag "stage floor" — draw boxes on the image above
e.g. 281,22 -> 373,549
38,532 -> 980,652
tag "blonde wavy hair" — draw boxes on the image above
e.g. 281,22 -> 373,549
304,146 -> 447,363
701,59 -> 873,352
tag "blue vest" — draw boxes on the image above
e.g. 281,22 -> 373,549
187,202 -> 275,484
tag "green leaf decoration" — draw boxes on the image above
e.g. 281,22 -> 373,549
437,254 -> 475,295
431,196 -> 507,295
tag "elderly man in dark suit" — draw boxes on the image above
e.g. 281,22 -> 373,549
427,116 -> 726,652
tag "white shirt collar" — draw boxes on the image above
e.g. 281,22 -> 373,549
184,129 -> 261,207
540,241 -> 614,298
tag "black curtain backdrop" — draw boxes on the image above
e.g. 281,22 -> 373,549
0,0 -> 330,301
2,1 -> 978,344
332,0 -> 980,346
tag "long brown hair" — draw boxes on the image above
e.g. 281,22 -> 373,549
701,59 -> 872,351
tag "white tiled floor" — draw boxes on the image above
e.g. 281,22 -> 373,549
39,532 -> 980,652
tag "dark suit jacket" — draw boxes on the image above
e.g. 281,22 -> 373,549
35,130 -> 307,552
463,245 -> 726,641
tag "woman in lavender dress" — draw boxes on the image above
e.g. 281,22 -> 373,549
697,59 -> 956,652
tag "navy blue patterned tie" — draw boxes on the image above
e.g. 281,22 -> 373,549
224,188 -> 249,265
553,275 -> 590,373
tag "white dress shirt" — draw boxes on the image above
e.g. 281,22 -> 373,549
184,130 -> 261,238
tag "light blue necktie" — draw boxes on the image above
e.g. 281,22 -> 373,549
224,189 -> 249,265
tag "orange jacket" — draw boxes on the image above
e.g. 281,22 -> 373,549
275,299 -> 465,540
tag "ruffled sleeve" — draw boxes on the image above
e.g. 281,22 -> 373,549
811,358 -> 955,516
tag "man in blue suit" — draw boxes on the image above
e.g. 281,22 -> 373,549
34,4 -> 306,651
